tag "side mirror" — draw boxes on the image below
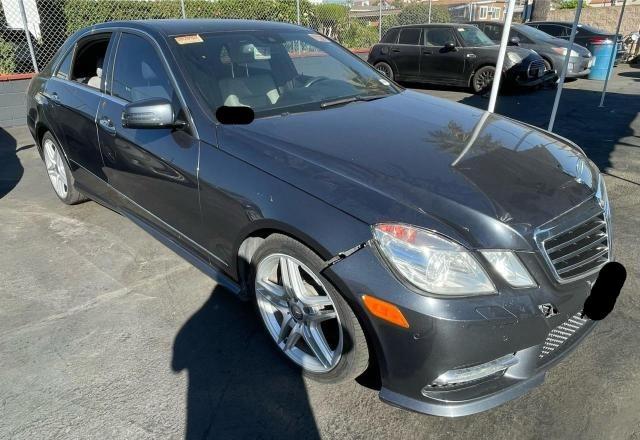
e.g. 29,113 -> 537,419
444,41 -> 457,51
509,36 -> 521,46
122,98 -> 181,129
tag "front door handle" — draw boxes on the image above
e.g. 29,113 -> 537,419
422,50 -> 433,54
391,48 -> 401,52
98,116 -> 116,135
466,53 -> 477,58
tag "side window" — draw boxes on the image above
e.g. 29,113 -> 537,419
424,28 -> 456,47
483,24 -> 502,41
70,34 -> 111,89
111,33 -> 174,103
382,28 -> 399,44
398,28 -> 421,45
538,24 -> 561,37
55,48 -> 74,80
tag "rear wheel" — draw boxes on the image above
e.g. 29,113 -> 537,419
41,132 -> 87,205
472,65 -> 495,94
251,234 -> 369,383
374,61 -> 394,81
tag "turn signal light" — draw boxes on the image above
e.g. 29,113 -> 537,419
362,295 -> 409,328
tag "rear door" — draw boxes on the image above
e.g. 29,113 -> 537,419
97,31 -> 207,259
420,26 -> 467,84
390,27 -> 422,79
43,32 -> 114,191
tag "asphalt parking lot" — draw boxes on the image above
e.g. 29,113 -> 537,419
1,65 -> 639,440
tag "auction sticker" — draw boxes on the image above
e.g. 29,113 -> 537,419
175,34 -> 203,45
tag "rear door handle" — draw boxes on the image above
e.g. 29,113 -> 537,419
98,116 -> 116,135
422,50 -> 433,54
391,48 -> 401,52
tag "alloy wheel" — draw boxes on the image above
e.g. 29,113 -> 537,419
474,67 -> 495,92
43,138 -> 69,198
375,63 -> 393,79
255,253 -> 342,373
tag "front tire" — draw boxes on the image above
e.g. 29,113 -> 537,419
471,65 -> 495,94
251,234 -> 369,383
374,61 -> 394,81
41,132 -> 87,205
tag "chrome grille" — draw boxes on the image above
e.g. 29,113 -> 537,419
539,313 -> 589,359
541,211 -> 609,282
527,59 -> 546,78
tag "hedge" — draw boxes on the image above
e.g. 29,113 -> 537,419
0,38 -> 16,75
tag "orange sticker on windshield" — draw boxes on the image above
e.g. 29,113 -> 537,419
175,34 -> 203,45
309,33 -> 330,42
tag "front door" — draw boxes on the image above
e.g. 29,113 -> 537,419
420,27 -> 466,84
96,31 -> 206,259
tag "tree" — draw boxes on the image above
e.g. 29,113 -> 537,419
397,3 -> 451,25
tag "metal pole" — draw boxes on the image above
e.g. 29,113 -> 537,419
548,0 -> 583,131
379,0 -> 383,40
487,0 -> 516,113
296,0 -> 301,25
17,0 -> 38,73
180,0 -> 186,18
428,0 -> 432,23
599,0 -> 626,107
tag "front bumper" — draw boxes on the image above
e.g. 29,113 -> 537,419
515,70 -> 557,87
324,244 -> 597,417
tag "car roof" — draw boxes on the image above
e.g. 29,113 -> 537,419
390,23 -> 475,30
89,19 -> 305,37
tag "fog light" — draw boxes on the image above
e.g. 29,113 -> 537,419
429,354 -> 518,388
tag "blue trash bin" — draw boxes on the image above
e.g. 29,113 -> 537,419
588,40 -> 615,80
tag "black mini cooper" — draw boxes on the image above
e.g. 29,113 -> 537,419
369,23 -> 554,92
27,19 -> 616,416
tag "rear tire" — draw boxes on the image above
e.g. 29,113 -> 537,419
471,65 -> 495,94
41,132 -> 87,205
374,61 -> 394,81
250,234 -> 369,384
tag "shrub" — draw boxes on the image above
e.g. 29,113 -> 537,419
557,0 -> 579,9
0,38 -> 16,75
340,22 -> 379,49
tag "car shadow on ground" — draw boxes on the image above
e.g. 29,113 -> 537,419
172,284 -> 321,440
0,127 -> 27,200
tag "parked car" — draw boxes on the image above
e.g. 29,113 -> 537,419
469,21 -> 594,78
526,21 -> 624,63
368,23 -> 553,93
28,19 -> 613,417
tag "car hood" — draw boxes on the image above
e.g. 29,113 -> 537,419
217,91 -> 598,250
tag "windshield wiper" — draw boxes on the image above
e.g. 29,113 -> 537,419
320,94 -> 392,109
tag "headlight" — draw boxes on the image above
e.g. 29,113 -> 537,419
507,51 -> 523,64
552,47 -> 580,57
480,251 -> 536,288
372,224 -> 496,296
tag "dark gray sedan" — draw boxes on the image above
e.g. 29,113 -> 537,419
470,21 -> 594,78
27,19 -> 616,417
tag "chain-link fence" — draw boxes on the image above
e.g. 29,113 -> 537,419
0,0 -> 524,76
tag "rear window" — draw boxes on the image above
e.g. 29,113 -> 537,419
398,28 -> 421,45
382,28 -> 399,43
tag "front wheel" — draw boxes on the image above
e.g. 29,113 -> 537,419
251,234 -> 369,383
374,61 -> 394,81
472,65 -> 495,94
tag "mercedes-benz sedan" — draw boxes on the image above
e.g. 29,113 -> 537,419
27,19 -> 613,416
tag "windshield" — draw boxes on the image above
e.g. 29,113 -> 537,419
458,26 -> 495,47
170,30 -> 399,118
517,24 -> 560,42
